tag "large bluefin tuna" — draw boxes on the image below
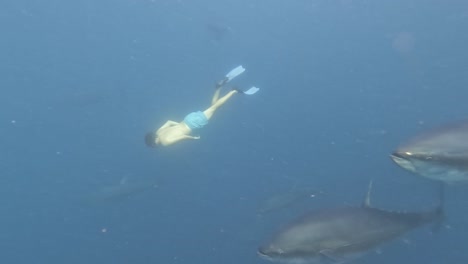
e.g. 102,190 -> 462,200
391,120 -> 468,183
258,182 -> 443,264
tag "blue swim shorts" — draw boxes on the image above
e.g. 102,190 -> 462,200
183,111 -> 208,130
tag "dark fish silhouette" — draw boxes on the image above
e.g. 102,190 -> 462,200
257,188 -> 319,215
83,178 -> 159,205
391,120 -> 468,183
258,182 -> 443,264
205,22 -> 232,41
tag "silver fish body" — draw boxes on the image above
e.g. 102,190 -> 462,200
258,183 -> 442,263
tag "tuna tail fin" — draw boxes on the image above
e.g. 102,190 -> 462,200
362,180 -> 373,208
431,181 -> 446,233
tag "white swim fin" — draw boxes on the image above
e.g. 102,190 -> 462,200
225,65 -> 245,82
243,86 -> 260,95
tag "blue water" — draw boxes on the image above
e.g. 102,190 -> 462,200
1,0 -> 468,263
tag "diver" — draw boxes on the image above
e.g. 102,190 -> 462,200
145,65 -> 259,148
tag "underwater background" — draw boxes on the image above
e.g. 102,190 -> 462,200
1,0 -> 468,263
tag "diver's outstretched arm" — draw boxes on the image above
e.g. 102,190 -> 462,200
157,120 -> 179,132
174,134 -> 200,142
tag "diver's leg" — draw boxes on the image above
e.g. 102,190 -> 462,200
211,88 -> 221,105
204,90 -> 238,120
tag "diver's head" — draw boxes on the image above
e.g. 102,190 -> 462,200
145,131 -> 158,148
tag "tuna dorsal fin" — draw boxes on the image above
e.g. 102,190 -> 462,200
363,180 -> 373,208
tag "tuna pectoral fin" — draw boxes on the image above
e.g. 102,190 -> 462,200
319,250 -> 345,264
361,180 -> 373,208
